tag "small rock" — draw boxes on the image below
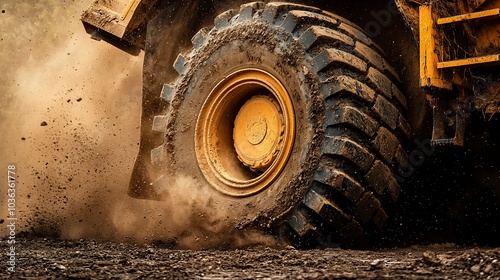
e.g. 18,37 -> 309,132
423,251 -> 442,266
471,264 -> 481,273
21,137 -> 25,140
54,263 -> 67,270
370,259 -> 384,270
285,245 -> 296,250
41,121 -> 48,126
76,97 -> 82,102
484,264 -> 493,274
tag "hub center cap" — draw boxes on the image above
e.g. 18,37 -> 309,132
246,115 -> 267,145
234,95 -> 284,171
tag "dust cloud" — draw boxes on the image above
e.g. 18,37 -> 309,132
0,0 -> 276,249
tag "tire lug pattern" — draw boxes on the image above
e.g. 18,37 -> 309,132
264,3 -> 410,247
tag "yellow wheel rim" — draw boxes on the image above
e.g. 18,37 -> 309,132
195,68 -> 295,197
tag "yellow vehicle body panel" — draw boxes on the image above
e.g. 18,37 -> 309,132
419,0 -> 500,90
419,5 -> 452,90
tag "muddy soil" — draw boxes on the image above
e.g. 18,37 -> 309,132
2,237 -> 499,279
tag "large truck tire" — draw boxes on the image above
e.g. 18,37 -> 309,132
151,2 -> 410,248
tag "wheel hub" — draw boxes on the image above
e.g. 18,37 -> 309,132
234,95 -> 285,171
195,68 -> 295,197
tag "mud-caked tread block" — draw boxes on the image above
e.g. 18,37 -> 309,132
173,53 -> 189,75
313,167 -> 365,204
287,209 -> 317,237
338,21 -> 370,42
151,145 -> 165,165
313,168 -> 343,194
372,208 -> 388,229
321,75 -> 376,104
160,83 -> 175,102
262,2 -> 321,24
355,42 -> 399,82
335,219 -> 368,247
342,176 -> 366,204
365,160 -> 400,201
355,192 -> 381,225
152,115 -> 169,132
392,84 -> 407,108
326,106 -> 379,138
336,20 -> 386,56
365,161 -> 389,197
367,67 -> 393,100
303,189 -> 350,229
322,12 -> 364,35
355,43 -> 385,74
373,95 -> 399,130
398,113 -> 411,138
394,145 -> 409,170
191,27 -> 210,50
303,188 -> 327,214
385,61 -> 402,82
386,179 -> 401,201
372,127 -> 399,163
238,2 -> 265,22
322,136 -> 375,172
214,9 -> 238,30
299,25 -> 354,50
337,22 -> 384,55
313,49 -> 368,74
282,10 -> 339,34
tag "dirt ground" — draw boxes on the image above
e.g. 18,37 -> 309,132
0,237 -> 498,279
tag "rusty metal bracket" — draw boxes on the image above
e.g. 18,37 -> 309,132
430,97 -> 446,142
430,95 -> 470,147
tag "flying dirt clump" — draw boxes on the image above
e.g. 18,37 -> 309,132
0,0 -> 277,249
